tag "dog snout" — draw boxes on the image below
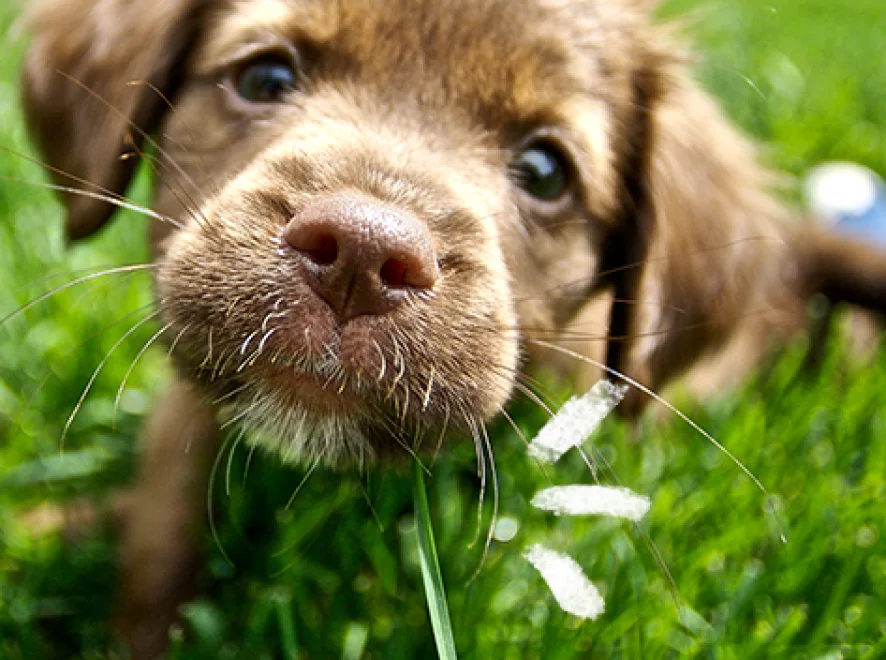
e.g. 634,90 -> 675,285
283,193 -> 440,321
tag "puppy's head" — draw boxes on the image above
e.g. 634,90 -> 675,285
24,0 -> 671,466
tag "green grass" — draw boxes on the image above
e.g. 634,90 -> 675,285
2,0 -> 886,657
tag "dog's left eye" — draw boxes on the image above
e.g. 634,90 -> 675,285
235,56 -> 297,103
512,142 -> 571,202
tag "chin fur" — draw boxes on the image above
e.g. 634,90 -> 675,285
232,388 -> 373,468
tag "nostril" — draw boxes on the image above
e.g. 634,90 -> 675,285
380,255 -> 438,289
303,233 -> 338,265
285,221 -> 339,266
380,257 -> 409,287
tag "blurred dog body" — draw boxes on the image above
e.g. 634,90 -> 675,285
21,0 -> 886,655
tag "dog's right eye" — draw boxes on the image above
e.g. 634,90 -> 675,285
512,141 -> 571,204
235,56 -> 297,104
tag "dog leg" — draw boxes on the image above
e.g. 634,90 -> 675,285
113,377 -> 219,659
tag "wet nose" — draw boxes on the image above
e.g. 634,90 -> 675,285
283,193 -> 439,321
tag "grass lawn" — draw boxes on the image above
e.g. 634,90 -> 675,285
2,0 -> 885,658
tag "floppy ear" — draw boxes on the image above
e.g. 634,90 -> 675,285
600,63 -> 661,385
22,0 -> 208,240
608,47 -> 797,410
615,57 -> 886,412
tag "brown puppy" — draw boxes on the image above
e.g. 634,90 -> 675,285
21,0 -> 886,655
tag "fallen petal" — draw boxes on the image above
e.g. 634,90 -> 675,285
528,380 -> 627,464
524,544 -> 605,620
531,485 -> 650,522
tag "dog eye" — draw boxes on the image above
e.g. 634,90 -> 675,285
235,56 -> 297,103
512,142 -> 570,202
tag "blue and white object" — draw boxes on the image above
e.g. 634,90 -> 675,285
805,162 -> 886,250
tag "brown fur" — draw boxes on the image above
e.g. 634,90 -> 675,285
21,0 -> 886,656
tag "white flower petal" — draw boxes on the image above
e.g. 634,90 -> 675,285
531,485 -> 650,522
528,380 -> 627,464
524,544 -> 605,620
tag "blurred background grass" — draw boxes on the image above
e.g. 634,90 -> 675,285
1,0 -> 885,658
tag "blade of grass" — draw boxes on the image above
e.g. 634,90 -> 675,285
274,588 -> 299,660
412,458 -> 458,660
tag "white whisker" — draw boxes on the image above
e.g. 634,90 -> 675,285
468,419 -> 499,583
1,264 -> 155,328
467,414 -> 487,550
285,459 -> 320,509
113,320 -> 174,429
0,175 -> 184,229
61,310 -> 160,450
207,431 -> 235,567
225,426 -> 248,497
527,339 -> 787,543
